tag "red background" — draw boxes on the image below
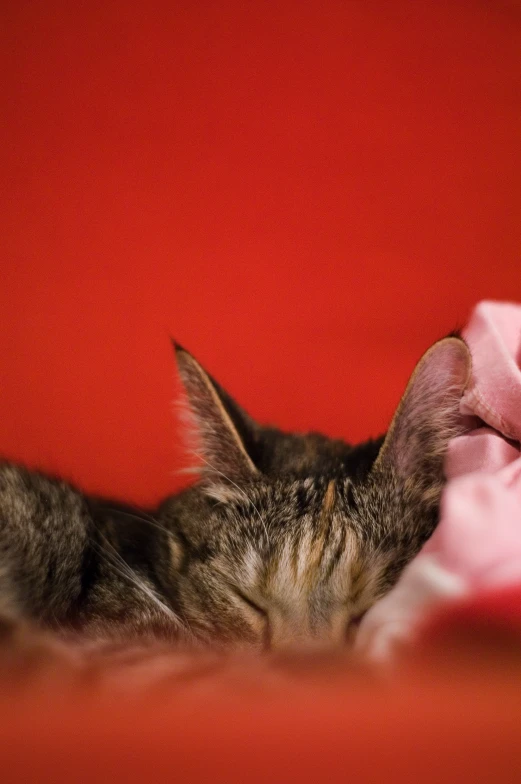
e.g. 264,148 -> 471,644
1,1 -> 520,508
2,4 -> 521,780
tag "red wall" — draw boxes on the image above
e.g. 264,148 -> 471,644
2,1 -> 520,505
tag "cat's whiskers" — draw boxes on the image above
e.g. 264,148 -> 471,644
92,534 -> 188,636
98,507 -> 200,640
100,507 -> 174,539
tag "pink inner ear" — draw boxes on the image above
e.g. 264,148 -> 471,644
175,346 -> 257,480
386,338 -> 471,474
409,339 -> 471,407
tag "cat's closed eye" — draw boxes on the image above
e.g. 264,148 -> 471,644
231,586 -> 267,618
229,587 -> 270,647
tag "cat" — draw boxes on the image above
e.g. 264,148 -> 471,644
0,336 -> 471,653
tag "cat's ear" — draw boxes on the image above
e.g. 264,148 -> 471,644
173,342 -> 258,482
373,337 -> 471,483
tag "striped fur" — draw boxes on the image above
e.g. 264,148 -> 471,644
0,337 -> 471,651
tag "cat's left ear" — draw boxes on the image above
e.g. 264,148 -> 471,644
173,342 -> 259,482
372,336 -> 472,484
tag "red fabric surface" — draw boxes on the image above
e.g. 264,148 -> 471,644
2,2 -> 521,781
2,664 -> 521,784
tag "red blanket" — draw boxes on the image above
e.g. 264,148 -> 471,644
2,592 -> 521,783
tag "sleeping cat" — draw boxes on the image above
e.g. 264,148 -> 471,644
0,337 -> 471,651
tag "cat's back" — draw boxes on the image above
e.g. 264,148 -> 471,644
0,462 -> 87,526
0,463 -> 92,620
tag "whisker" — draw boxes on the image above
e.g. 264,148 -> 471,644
100,507 -> 173,539
92,535 -> 186,635
97,510 -> 199,640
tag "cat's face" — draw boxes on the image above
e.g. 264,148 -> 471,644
161,338 -> 470,651
165,474 -> 423,650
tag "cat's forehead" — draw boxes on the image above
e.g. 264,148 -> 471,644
211,480 -> 389,608
210,476 -> 361,561
208,474 -> 348,513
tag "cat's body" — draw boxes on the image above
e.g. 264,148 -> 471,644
0,433 -> 383,644
0,338 -> 471,651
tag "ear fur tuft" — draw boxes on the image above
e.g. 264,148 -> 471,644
174,344 -> 258,482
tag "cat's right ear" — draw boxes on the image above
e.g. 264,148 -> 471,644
173,342 -> 259,482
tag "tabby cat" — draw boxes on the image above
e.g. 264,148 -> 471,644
0,337 -> 470,651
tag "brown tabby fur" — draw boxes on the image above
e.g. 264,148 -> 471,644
0,337 -> 471,657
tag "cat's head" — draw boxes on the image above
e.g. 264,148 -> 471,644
159,338 -> 471,651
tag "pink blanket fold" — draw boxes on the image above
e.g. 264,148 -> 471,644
358,301 -> 521,661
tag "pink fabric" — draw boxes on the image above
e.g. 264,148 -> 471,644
358,301 -> 521,661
